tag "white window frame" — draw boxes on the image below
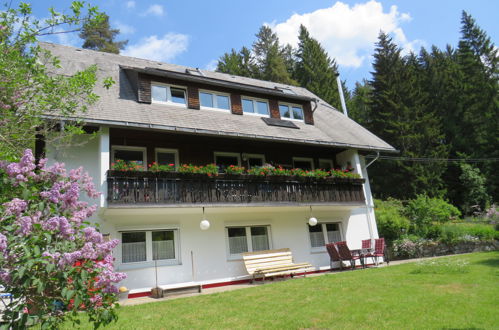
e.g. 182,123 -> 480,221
118,228 -> 180,270
214,152 -> 241,166
225,225 -> 272,260
199,89 -> 231,111
279,102 -> 304,121
308,222 -> 344,253
111,145 -> 147,170
242,153 -> 266,168
151,82 -> 187,107
318,159 -> 333,170
241,96 -> 270,117
155,148 -> 179,170
292,157 -> 314,170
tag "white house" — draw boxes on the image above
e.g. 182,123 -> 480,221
40,42 -> 395,297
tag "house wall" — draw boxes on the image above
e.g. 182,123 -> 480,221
110,127 -> 344,169
100,205 -> 370,293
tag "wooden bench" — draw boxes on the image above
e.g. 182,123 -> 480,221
242,248 -> 314,282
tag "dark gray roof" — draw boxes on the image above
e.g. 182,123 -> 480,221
40,42 -> 395,152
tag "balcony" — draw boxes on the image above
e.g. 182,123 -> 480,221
106,171 -> 366,207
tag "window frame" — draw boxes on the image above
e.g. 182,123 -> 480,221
278,102 -> 304,121
242,153 -> 266,168
151,82 -> 187,107
318,159 -> 334,170
308,222 -> 344,253
199,89 -> 231,112
214,152 -> 241,166
292,157 -> 315,170
118,228 -> 180,270
155,148 -> 179,170
241,96 -> 270,117
111,145 -> 147,170
225,225 -> 272,260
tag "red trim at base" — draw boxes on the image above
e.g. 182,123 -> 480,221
126,263 -> 377,299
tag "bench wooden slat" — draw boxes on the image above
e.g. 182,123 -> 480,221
242,248 -> 313,280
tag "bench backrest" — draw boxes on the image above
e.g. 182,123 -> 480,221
242,248 -> 293,274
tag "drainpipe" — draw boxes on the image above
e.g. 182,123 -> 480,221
336,74 -> 348,117
363,152 -> 380,248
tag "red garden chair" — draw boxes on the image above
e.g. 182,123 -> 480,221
326,243 -> 342,270
335,241 -> 364,270
364,238 -> 388,266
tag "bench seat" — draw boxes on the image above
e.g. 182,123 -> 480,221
242,248 -> 313,281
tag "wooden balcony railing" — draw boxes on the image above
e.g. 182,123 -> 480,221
106,171 -> 366,207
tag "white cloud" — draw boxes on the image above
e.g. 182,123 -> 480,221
204,59 -> 218,71
126,1 -> 135,9
123,33 -> 189,62
141,4 -> 165,17
269,0 -> 424,68
114,21 -> 135,35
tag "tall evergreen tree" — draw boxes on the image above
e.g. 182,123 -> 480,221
253,26 -> 297,85
348,79 -> 372,125
455,11 -> 499,200
79,14 -> 127,54
216,47 -> 256,77
367,33 -> 448,199
294,25 -> 340,107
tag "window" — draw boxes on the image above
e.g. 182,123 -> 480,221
242,97 -> 269,116
308,223 -> 342,248
293,157 -> 314,170
111,146 -> 147,169
155,148 -> 179,169
318,159 -> 333,170
121,229 -> 179,265
214,152 -> 241,173
199,91 -> 231,110
242,154 -> 265,168
151,83 -> 186,106
227,226 -> 270,256
122,232 -> 146,263
279,103 -> 304,121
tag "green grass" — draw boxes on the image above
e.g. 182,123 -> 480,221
68,252 -> 499,329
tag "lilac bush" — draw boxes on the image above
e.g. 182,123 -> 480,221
0,149 -> 126,328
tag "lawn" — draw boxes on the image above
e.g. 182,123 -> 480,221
68,252 -> 498,329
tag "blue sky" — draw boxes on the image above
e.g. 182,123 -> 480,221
31,0 -> 498,89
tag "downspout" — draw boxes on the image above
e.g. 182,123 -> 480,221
363,152 -> 380,247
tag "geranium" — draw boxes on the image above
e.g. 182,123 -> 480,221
224,165 -> 245,175
0,149 -> 126,328
148,162 -> 175,172
111,159 -> 143,171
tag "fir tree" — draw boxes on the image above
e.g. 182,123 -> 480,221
216,47 -> 256,77
79,14 -> 127,54
294,25 -> 340,107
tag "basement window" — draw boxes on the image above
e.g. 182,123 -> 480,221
151,83 -> 186,106
226,226 -> 271,257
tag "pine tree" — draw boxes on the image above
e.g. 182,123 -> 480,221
79,14 -> 127,54
216,47 -> 256,77
294,25 -> 340,107
253,26 -> 297,85
455,11 -> 499,201
367,33 -> 448,199
348,79 -> 372,125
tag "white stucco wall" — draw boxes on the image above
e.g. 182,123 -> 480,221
100,205 -> 372,293
45,130 -> 380,293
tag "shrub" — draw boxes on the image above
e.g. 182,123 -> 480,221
439,223 -> 498,243
374,199 -> 410,241
406,195 -> 461,236
392,236 -> 425,258
0,150 -> 126,328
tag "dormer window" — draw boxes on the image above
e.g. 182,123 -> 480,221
279,103 -> 304,121
151,83 -> 186,106
242,97 -> 269,116
200,90 -> 230,111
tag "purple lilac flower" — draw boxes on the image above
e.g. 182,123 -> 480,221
3,198 -> 27,216
0,233 -> 7,253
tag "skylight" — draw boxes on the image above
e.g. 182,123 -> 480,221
186,68 -> 204,76
275,87 -> 296,95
